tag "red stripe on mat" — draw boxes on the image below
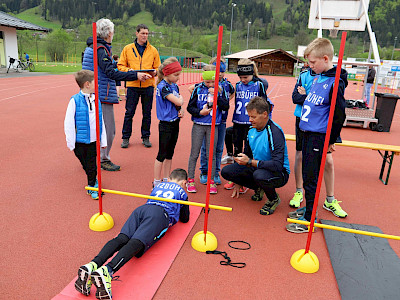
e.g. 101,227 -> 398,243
53,206 -> 202,300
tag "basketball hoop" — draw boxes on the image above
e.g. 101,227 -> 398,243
329,29 -> 339,38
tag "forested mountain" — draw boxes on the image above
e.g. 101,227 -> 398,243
1,0 -> 272,32
1,0 -> 399,47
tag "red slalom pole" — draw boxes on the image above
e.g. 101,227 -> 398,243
92,22 -> 103,215
203,25 -> 223,242
304,31 -> 347,253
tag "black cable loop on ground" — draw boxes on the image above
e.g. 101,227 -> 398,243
228,240 -> 251,250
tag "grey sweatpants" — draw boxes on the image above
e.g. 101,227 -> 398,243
100,103 -> 115,163
188,123 -> 218,179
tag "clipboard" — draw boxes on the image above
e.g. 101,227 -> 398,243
137,69 -> 156,73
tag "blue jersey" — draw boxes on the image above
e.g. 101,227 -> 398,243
190,83 -> 223,125
146,182 -> 188,226
233,79 -> 272,124
220,78 -> 234,123
299,75 -> 335,133
293,69 -> 316,117
156,80 -> 180,122
233,81 -> 263,124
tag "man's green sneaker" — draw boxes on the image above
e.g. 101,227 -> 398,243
289,191 -> 303,208
323,199 -> 348,218
251,188 -> 264,201
260,194 -> 281,215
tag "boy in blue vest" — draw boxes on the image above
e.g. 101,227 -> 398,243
74,168 -> 190,300
286,38 -> 347,233
64,70 -> 107,200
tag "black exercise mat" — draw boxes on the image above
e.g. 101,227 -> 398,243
321,219 -> 400,300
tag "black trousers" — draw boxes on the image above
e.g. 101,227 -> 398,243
302,132 -> 325,221
156,119 -> 180,162
221,163 -> 289,201
74,142 -> 97,186
122,86 -> 154,139
92,233 -> 145,274
233,123 -> 250,156
224,126 -> 234,156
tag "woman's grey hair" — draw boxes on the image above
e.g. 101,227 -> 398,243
96,18 -> 114,39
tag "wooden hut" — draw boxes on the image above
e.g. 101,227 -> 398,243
225,49 -> 299,76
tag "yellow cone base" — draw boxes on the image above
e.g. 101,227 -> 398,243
191,231 -> 218,252
290,249 -> 319,273
89,212 -> 114,232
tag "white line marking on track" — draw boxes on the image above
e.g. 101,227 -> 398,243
0,83 -> 72,103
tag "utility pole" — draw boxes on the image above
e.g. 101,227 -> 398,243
229,3 -> 236,54
247,21 -> 251,49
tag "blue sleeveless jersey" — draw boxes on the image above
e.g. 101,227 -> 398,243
146,182 -> 188,226
191,84 -> 223,125
299,76 -> 335,133
156,80 -> 180,122
233,81 -> 262,124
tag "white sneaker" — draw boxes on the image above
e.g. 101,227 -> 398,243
221,154 -> 234,164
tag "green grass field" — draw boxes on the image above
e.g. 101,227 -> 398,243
16,7 -> 61,31
33,62 -> 81,73
127,11 -> 159,31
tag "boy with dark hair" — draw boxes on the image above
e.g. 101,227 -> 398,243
286,38 -> 347,233
75,168 -> 190,300
64,70 -> 107,200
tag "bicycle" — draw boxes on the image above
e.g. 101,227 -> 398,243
6,56 -> 35,73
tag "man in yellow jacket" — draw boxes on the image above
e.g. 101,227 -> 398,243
118,24 -> 161,148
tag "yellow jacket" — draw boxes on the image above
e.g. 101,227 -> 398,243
117,41 -> 161,88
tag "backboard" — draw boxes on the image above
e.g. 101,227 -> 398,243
308,0 -> 370,31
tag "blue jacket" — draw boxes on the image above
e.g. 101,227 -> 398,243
82,37 -> 138,104
73,92 -> 103,144
292,68 -> 317,117
220,78 -> 235,123
245,119 -> 290,174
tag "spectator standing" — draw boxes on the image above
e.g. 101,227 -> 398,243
365,66 -> 376,107
118,24 -> 161,148
82,18 -> 151,171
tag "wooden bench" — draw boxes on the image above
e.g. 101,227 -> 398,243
285,134 -> 400,185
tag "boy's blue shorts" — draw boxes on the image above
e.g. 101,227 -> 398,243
120,204 -> 169,253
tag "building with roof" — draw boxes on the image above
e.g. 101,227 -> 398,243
0,11 -> 49,68
225,49 -> 300,76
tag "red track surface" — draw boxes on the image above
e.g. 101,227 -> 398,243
1,73 -> 399,299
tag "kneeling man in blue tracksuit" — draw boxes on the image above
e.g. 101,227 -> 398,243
221,96 -> 290,215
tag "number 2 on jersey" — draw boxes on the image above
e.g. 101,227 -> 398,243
301,105 -> 311,122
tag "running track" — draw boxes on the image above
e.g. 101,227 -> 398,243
1,73 -> 399,299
